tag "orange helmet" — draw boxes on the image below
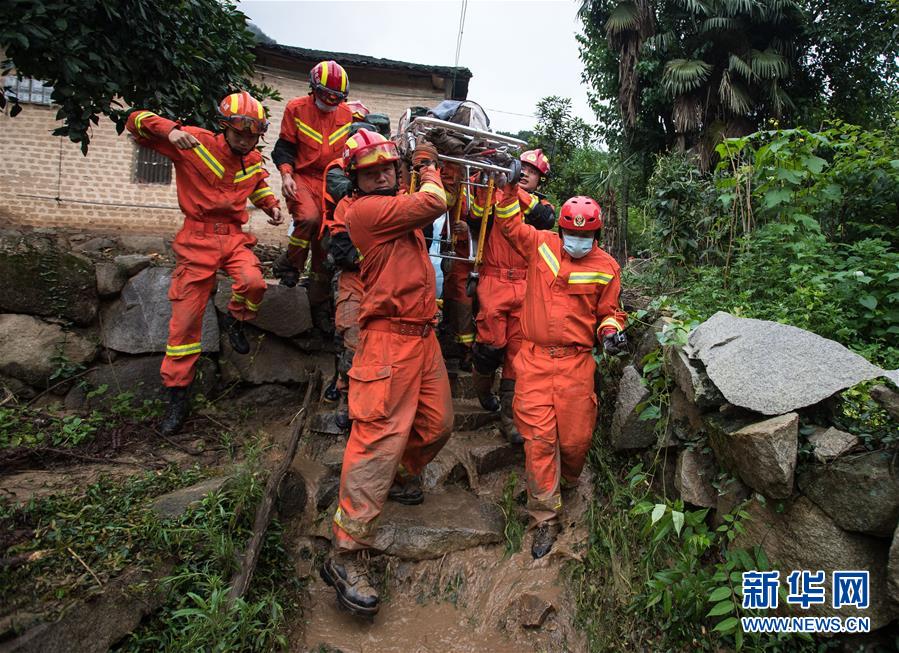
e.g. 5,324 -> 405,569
343,130 -> 399,173
559,196 -> 602,231
310,60 -> 349,106
347,100 -> 370,121
217,91 -> 268,134
520,149 -> 550,177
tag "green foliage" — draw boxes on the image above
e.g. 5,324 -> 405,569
831,381 -> 899,450
530,96 -> 598,203
0,406 -> 103,448
0,0 -> 278,153
499,471 -> 525,557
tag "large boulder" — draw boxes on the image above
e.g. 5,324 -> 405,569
870,384 -> 899,422
609,365 -> 657,450
736,496 -> 896,629
675,447 -> 718,508
888,524 -> 899,604
218,324 -> 308,385
688,312 -> 895,415
665,346 -> 724,409
100,267 -> 219,354
706,412 -> 798,499
0,232 -> 98,325
668,387 -> 705,441
213,278 -> 312,338
806,426 -> 859,463
0,314 -> 97,386
798,451 -> 899,537
95,261 -> 128,298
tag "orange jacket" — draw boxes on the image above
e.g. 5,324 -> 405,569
493,192 -> 626,347
344,166 -> 447,326
277,95 -> 353,178
125,110 -> 278,223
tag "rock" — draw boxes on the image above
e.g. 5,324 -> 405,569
870,384 -> 899,422
806,426 -> 859,463
609,365 -> 657,450
714,476 -> 751,525
319,443 -> 345,473
669,387 -> 704,441
467,433 -> 524,476
449,371 -> 478,400
74,236 -> 117,253
888,524 -> 899,604
0,374 -> 37,400
101,267 -> 219,354
219,324 -> 308,384
95,261 -> 128,298
421,446 -> 468,491
675,447 -> 718,508
666,345 -> 724,409
117,235 -> 168,254
2,562 -> 171,653
309,410 -> 346,436
0,314 -> 97,387
798,451 -> 899,537
633,316 -> 672,370
688,312 -> 894,415
234,384 -> 298,407
371,487 -> 504,560
214,278 -> 312,338
706,412 -> 798,499
113,254 -> 152,277
518,593 -> 555,628
737,496 -> 896,629
281,455 -> 338,519
452,400 -> 499,432
0,233 -> 99,325
151,477 -> 230,519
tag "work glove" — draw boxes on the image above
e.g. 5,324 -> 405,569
601,329 -> 628,356
412,141 -> 439,171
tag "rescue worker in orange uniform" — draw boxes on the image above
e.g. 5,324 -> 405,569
467,149 -> 555,444
125,92 -> 283,436
272,60 -> 353,331
493,193 -> 627,559
320,131 -> 452,616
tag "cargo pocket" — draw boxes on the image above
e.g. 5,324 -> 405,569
347,365 -> 393,422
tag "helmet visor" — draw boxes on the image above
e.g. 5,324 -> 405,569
314,86 -> 346,106
354,141 -> 400,170
222,114 -> 269,135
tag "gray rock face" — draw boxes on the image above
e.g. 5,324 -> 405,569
888,524 -> 899,604
633,316 -> 672,370
806,426 -> 858,463
688,312 -> 892,415
707,412 -> 798,499
113,254 -> 152,277
0,233 -> 99,325
117,235 -> 169,254
152,477 -> 230,519
281,455 -> 338,519
714,476 -> 751,526
371,487 -> 504,560
668,387 -> 704,441
736,496 -> 896,629
452,400 -> 498,432
219,324 -> 307,385
95,261 -> 128,298
0,314 -> 97,386
870,384 -> 899,422
798,451 -> 899,537
213,278 -> 312,338
675,448 -> 718,508
101,267 -> 219,354
609,365 -> 657,450
666,346 -> 724,409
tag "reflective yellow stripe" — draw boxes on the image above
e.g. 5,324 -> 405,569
320,63 -> 328,87
419,181 -> 446,203
230,94 -> 239,113
256,98 -> 264,119
134,111 -> 155,137
249,187 -> 274,203
328,122 -> 351,146
234,162 -> 263,183
470,201 -> 485,219
455,333 -> 476,344
294,118 -> 323,144
568,271 -> 613,285
288,235 -> 310,248
523,193 -> 539,215
193,143 -> 224,178
599,317 -> 624,331
538,242 -> 560,277
495,201 -> 520,219
231,293 -> 246,304
245,298 -> 261,311
166,342 -> 202,357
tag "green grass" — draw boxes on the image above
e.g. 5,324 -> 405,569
499,471 -> 526,557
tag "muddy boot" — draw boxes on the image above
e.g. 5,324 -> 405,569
310,301 -> 334,336
159,386 -> 190,436
320,551 -> 380,616
531,521 -> 561,560
472,369 -> 500,412
324,376 -> 340,403
335,392 -> 351,433
272,252 -> 299,287
221,314 -> 250,355
499,378 -> 523,445
388,474 -> 424,505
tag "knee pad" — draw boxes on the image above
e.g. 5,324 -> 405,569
472,342 -> 505,375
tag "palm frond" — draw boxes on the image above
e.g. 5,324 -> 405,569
675,0 -> 710,16
769,80 -> 796,116
728,53 -> 754,81
719,70 -> 751,115
701,16 -> 740,31
673,95 -> 703,132
750,48 -> 789,79
605,1 -> 639,35
643,31 -> 674,52
663,58 -> 712,96
718,0 -> 757,17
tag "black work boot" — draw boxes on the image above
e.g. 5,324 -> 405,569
531,521 -> 562,560
324,375 -> 340,403
320,551 -> 380,616
272,252 -> 299,288
222,314 -> 250,355
499,378 -> 523,445
388,474 -> 424,505
159,386 -> 190,436
335,392 -> 351,432
472,369 -> 500,412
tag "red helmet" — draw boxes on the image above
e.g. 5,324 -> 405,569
310,60 -> 349,106
217,91 -> 268,134
558,196 -> 602,231
343,130 -> 399,173
520,149 -> 550,177
347,100 -> 370,121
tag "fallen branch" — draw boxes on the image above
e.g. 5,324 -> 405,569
0,549 -> 50,570
227,371 -> 321,605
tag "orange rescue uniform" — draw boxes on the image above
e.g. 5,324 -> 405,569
332,166 -> 453,551
493,192 -> 626,524
125,110 -> 279,388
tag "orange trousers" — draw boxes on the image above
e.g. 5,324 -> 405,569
285,172 -> 326,276
512,341 -> 598,525
474,270 -> 526,381
333,327 -> 453,551
162,224 -> 264,388
442,252 -> 475,348
334,269 -> 362,392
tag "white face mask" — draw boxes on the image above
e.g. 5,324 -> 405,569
314,97 -> 338,113
562,233 -> 594,259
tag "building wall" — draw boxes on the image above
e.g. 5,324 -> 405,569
0,65 -> 446,243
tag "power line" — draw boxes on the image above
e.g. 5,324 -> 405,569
450,0 -> 468,98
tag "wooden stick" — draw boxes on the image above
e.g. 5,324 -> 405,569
227,370 -> 321,604
67,546 -> 103,588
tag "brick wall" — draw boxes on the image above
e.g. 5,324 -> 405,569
0,64 -> 446,244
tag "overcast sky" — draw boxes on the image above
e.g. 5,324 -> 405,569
238,0 -> 596,134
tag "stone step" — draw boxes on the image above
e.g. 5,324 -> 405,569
452,398 -> 498,432
422,430 -> 524,491
448,371 -> 478,400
